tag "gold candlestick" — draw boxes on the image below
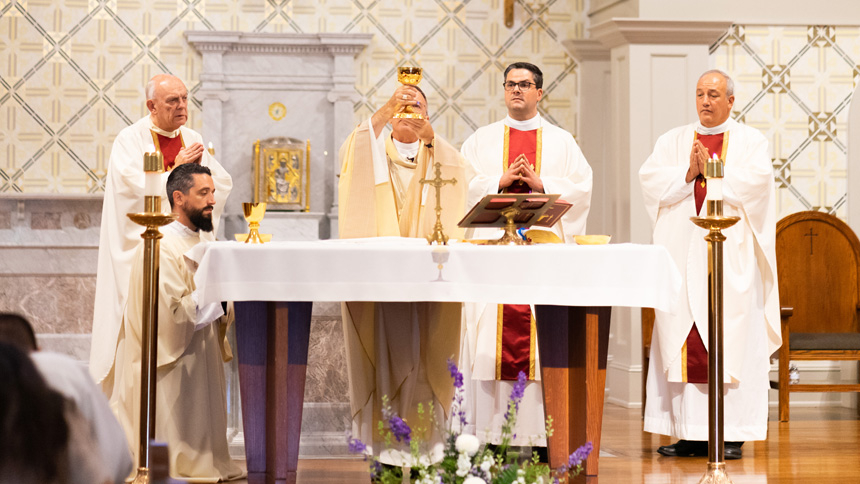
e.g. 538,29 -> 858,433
127,151 -> 177,484
691,156 -> 739,484
419,161 -> 457,245
207,142 -> 215,156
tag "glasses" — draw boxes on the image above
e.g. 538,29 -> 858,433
503,81 -> 537,92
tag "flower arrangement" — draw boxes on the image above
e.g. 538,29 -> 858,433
347,359 -> 592,484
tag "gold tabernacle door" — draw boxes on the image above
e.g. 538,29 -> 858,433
253,137 -> 310,211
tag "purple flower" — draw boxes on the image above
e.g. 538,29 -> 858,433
567,442 -> 593,468
448,359 -> 464,388
369,460 -> 382,480
346,431 -> 368,454
511,371 -> 526,404
389,414 -> 412,444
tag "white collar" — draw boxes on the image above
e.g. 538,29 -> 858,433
504,113 -> 541,131
149,117 -> 180,138
392,138 -> 420,160
163,220 -> 200,238
696,118 -> 732,135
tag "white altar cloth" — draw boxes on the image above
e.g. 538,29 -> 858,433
192,237 -> 681,310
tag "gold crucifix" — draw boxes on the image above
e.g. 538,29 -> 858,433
420,161 -> 457,245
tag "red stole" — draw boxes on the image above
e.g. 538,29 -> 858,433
150,130 -> 185,171
495,126 -> 542,381
505,128 -> 538,194
683,131 -> 728,383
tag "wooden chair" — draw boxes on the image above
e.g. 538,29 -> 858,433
772,211 -> 860,422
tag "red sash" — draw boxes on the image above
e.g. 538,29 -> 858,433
683,131 -> 727,383
495,126 -> 541,381
150,131 -> 185,171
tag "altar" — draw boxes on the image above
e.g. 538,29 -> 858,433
192,237 -> 681,484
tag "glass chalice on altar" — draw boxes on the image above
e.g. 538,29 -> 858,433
393,66 -> 424,119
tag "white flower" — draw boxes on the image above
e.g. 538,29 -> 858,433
455,434 -> 481,456
479,455 -> 494,472
463,477 -> 487,484
456,452 -> 472,477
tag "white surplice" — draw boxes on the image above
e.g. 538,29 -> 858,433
639,118 -> 780,441
338,120 -> 467,463
90,116 -> 232,388
110,221 -> 243,482
458,115 -> 593,445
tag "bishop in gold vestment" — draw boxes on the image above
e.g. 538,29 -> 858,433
338,84 -> 468,463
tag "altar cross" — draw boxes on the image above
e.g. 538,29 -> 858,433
804,227 -> 818,255
420,161 -> 457,245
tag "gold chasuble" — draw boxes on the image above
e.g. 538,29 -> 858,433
682,132 -> 728,384
496,126 -> 541,381
338,120 -> 467,461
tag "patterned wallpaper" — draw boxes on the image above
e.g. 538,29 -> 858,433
0,0 -> 584,194
0,1 -> 857,224
712,25 -> 860,219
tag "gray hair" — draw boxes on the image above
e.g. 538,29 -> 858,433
699,69 -> 734,97
145,78 -> 157,101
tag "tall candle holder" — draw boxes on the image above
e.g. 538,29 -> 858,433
690,155 -> 738,484
127,151 -> 177,484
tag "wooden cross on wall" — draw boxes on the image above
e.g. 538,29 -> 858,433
804,227 -> 818,255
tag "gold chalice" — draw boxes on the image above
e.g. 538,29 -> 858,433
235,202 -> 272,243
393,66 -> 424,120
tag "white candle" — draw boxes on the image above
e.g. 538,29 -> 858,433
144,152 -> 161,197
706,153 -> 723,202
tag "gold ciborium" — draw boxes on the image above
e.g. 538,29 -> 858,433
393,66 -> 424,119
235,202 -> 272,243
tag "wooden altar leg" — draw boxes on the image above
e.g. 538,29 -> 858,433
235,301 -> 313,484
535,305 -> 611,477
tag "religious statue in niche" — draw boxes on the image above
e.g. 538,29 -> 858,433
253,137 -> 310,211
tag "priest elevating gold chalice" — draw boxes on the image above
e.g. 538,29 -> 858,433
393,66 -> 424,119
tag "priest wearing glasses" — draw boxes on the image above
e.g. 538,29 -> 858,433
458,62 -> 593,454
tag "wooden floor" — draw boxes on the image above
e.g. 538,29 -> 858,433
230,404 -> 860,483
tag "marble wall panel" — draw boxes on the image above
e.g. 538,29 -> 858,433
0,275 -> 97,334
305,316 -> 349,404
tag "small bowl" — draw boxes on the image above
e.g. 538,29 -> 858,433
574,235 -> 611,245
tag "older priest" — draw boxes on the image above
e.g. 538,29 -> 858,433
338,83 -> 467,462
111,164 -> 243,481
639,70 -> 780,460
459,62 -> 592,448
90,74 -> 232,389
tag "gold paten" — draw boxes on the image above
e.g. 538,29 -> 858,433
393,66 -> 424,119
236,202 -> 271,244
253,138 -> 310,211
126,183 -> 177,483
420,161 -> 457,245
574,234 -> 611,245
524,229 -> 562,244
